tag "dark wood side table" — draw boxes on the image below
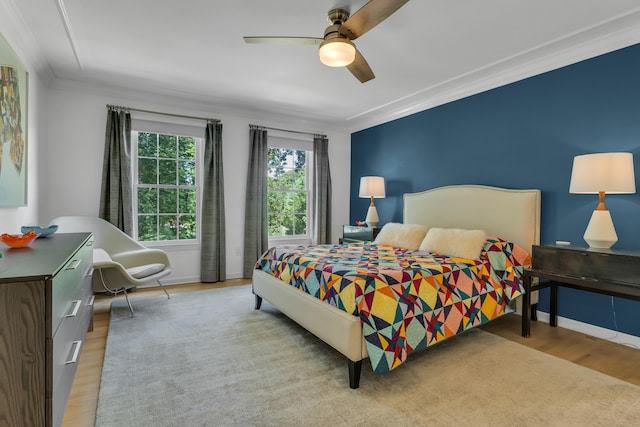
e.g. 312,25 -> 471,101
339,225 -> 381,243
521,244 -> 640,337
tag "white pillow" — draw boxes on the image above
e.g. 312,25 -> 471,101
419,228 -> 486,260
374,223 -> 428,250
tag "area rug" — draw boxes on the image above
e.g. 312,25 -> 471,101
96,285 -> 640,427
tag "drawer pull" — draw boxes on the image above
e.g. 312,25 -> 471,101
87,295 -> 95,307
66,259 -> 82,270
66,341 -> 82,365
67,300 -> 82,317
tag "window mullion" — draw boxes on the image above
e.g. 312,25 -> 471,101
133,130 -> 200,243
267,147 -> 311,240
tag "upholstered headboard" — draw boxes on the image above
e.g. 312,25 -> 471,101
403,185 -> 541,253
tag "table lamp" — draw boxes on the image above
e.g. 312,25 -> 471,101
569,152 -> 636,248
359,176 -> 385,227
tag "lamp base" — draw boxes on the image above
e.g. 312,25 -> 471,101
365,205 -> 379,228
583,209 -> 617,249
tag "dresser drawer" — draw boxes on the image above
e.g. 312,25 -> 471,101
50,290 -> 93,427
533,245 -> 640,286
51,240 -> 92,336
50,293 -> 92,390
50,328 -> 83,427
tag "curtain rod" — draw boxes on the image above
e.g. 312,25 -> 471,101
107,104 -> 220,123
250,124 -> 326,139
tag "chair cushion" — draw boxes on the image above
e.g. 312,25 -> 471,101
126,263 -> 166,279
93,248 -> 113,264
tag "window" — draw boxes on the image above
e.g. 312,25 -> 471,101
133,131 -> 200,242
267,147 -> 311,239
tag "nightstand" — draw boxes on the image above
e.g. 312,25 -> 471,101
340,225 -> 381,243
521,244 -> 640,337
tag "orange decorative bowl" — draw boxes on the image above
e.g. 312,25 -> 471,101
0,230 -> 40,248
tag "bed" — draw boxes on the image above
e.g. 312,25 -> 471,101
252,185 -> 541,388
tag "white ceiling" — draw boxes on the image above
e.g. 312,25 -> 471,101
10,0 -> 640,131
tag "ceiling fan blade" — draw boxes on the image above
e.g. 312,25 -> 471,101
340,0 -> 409,40
243,36 -> 323,45
347,49 -> 375,83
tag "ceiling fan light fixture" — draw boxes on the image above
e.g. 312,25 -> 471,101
318,38 -> 356,67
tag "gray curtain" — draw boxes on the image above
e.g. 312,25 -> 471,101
99,106 -> 133,234
243,126 -> 269,278
312,135 -> 332,244
201,120 -> 226,282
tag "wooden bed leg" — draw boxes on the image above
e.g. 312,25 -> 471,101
531,303 -> 538,321
348,360 -> 362,389
254,294 -> 262,310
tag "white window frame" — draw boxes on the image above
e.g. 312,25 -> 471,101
267,133 -> 314,246
131,119 -> 204,248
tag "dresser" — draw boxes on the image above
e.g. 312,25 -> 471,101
0,232 -> 94,427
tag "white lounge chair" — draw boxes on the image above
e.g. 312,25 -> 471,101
51,216 -> 171,315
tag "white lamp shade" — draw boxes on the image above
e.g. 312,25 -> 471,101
569,152 -> 636,249
569,152 -> 636,194
359,176 -> 386,198
359,176 -> 385,228
318,39 -> 356,67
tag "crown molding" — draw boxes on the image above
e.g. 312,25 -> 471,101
346,8 -> 640,133
6,0 -> 639,136
55,0 -> 82,70
49,77 -> 352,136
0,0 -> 55,85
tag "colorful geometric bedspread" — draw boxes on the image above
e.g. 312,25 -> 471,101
255,237 -> 530,375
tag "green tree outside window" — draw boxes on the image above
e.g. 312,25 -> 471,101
267,148 -> 309,237
136,132 -> 198,242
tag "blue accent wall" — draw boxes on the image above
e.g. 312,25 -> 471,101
350,43 -> 640,337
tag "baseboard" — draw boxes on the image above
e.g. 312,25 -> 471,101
535,311 -> 640,350
140,272 -> 246,288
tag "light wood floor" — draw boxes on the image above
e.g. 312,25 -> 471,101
62,280 -> 640,427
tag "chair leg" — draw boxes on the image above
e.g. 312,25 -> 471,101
157,280 -> 170,299
98,269 -> 135,316
122,287 -> 134,317
98,269 -> 116,295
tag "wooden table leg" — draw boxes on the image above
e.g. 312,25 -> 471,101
550,282 -> 558,327
521,271 -> 532,338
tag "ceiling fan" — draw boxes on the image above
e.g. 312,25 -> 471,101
243,0 -> 409,83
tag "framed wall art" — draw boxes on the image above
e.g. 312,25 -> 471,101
0,32 -> 28,207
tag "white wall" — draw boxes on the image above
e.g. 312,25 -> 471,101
0,1 -> 47,232
43,81 -> 351,283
